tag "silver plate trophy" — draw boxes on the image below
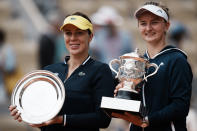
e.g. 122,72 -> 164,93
11,70 -> 65,124
101,48 -> 159,115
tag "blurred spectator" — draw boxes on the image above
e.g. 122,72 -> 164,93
51,13 -> 68,63
187,68 -> 197,131
187,108 -> 197,131
168,21 -> 189,49
187,96 -> 197,131
38,12 -> 66,69
107,118 -> 130,131
90,5 -> 135,64
0,28 -> 16,102
186,96 -> 197,131
34,0 -> 58,16
38,31 -> 56,69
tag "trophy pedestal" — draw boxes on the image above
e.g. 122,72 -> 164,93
116,90 -> 141,100
100,96 -> 141,117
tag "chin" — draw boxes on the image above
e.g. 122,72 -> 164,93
144,37 -> 158,43
70,51 -> 80,55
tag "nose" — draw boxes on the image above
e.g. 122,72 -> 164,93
146,23 -> 152,31
70,33 -> 77,40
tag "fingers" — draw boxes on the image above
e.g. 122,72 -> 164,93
14,112 -> 21,120
114,83 -> 123,96
141,122 -> 149,128
114,89 -> 118,96
17,117 -> 22,122
8,105 -> 16,112
10,108 -> 18,116
9,105 -> 22,122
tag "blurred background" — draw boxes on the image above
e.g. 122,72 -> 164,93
0,0 -> 197,131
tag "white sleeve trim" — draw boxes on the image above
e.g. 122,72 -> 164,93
63,114 -> 66,126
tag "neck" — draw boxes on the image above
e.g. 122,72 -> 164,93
146,39 -> 167,58
68,53 -> 89,68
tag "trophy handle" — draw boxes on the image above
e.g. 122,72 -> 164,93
144,63 -> 159,81
109,59 -> 121,77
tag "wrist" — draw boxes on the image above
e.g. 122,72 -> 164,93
141,116 -> 149,128
145,116 -> 149,124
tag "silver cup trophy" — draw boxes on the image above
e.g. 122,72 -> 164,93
101,48 -> 159,115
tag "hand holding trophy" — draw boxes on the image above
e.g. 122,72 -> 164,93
100,48 -> 159,126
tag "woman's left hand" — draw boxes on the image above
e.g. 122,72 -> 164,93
114,82 -> 123,96
29,116 -> 63,128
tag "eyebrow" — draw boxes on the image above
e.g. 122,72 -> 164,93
64,29 -> 86,32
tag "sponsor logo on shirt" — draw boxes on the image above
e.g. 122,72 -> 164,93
78,72 -> 86,76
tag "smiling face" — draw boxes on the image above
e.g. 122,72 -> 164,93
137,11 -> 170,45
63,24 -> 93,57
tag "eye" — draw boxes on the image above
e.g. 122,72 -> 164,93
75,31 -> 85,36
139,22 -> 147,26
151,21 -> 160,25
64,31 -> 72,36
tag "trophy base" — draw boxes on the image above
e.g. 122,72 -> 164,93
116,90 -> 141,100
102,108 -> 142,119
100,96 -> 141,117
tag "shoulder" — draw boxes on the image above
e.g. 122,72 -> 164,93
159,47 -> 188,65
165,50 -> 193,78
43,62 -> 65,72
90,59 -> 110,70
169,51 -> 189,66
157,47 -> 192,74
87,59 -> 112,75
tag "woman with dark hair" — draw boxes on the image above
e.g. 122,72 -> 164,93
9,12 -> 114,131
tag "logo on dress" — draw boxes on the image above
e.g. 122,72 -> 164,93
78,72 -> 85,76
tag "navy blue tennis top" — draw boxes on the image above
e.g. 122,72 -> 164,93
131,46 -> 193,131
41,56 -> 115,131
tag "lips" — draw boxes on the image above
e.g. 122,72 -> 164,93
70,44 -> 80,49
145,32 -> 156,36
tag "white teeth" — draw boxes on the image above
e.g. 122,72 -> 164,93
70,44 -> 79,48
145,32 -> 155,36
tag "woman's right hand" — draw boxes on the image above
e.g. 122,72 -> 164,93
9,105 -> 22,122
114,82 -> 123,96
